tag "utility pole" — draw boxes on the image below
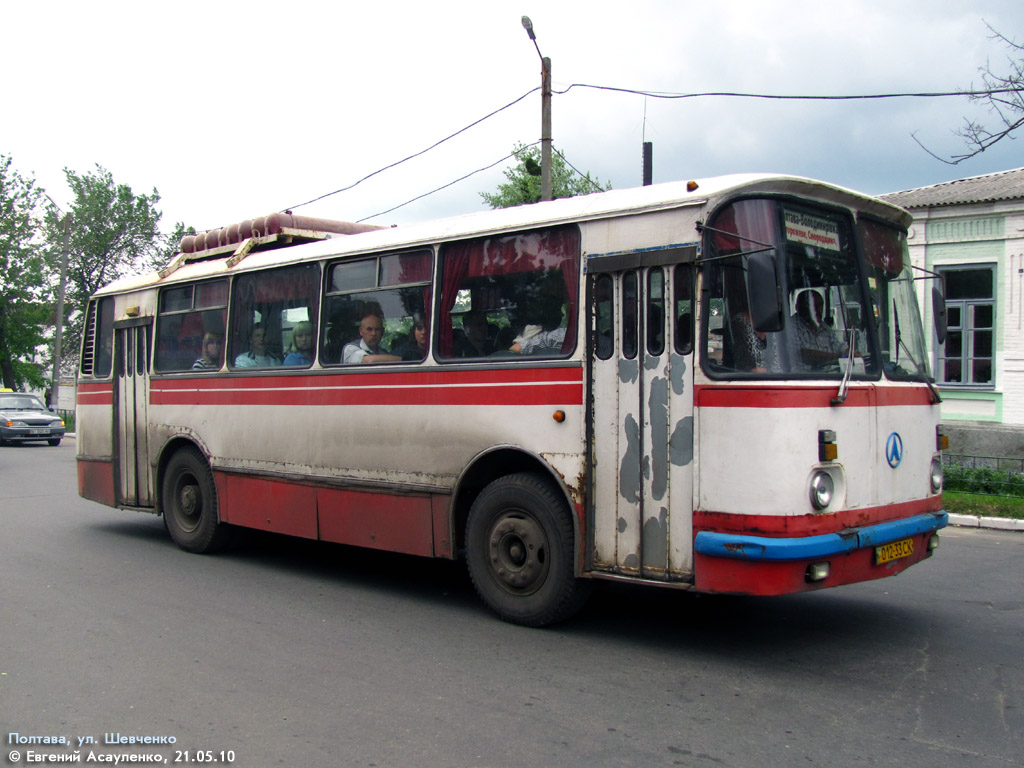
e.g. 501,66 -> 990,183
522,16 -> 552,201
50,214 -> 71,411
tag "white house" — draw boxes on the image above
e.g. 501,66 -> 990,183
882,167 -> 1024,456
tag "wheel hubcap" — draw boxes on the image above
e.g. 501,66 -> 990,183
488,512 -> 549,595
175,476 -> 202,531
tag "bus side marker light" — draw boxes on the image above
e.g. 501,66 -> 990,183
936,427 -> 949,451
806,562 -> 830,583
686,180 -> 699,192
553,410 -> 566,423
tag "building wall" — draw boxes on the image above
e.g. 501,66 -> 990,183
906,198 -> 1024,454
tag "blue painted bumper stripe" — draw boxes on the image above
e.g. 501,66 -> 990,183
694,512 -> 948,561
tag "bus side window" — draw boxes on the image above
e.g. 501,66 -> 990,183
674,264 -> 694,355
82,296 -> 115,378
622,272 -> 638,360
154,280 -> 228,372
595,274 -> 614,360
437,227 -> 579,360
647,268 -> 665,356
229,264 -> 320,369
322,250 -> 431,366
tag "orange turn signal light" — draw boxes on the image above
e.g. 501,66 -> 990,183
818,429 -> 838,462
553,410 -> 566,423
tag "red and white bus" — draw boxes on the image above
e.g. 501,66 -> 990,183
76,174 -> 948,625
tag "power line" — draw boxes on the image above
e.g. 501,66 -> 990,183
288,81 -> 1022,220
553,147 -> 607,193
287,88 -> 539,212
357,142 -> 541,222
556,83 -> 1021,101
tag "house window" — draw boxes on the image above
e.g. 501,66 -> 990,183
936,265 -> 994,386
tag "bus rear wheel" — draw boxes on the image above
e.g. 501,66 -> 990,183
466,472 -> 590,626
162,446 -> 231,553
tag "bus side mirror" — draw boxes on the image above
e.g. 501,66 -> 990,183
747,252 -> 784,333
932,286 -> 947,345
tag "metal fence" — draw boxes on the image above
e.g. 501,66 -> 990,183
943,454 -> 1024,473
942,454 -> 1024,497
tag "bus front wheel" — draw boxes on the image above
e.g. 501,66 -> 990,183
466,472 -> 590,626
162,447 -> 231,553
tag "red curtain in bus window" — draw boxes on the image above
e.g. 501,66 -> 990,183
560,256 -> 579,352
858,219 -> 904,277
438,244 -> 471,358
709,199 -> 778,254
380,250 -> 432,286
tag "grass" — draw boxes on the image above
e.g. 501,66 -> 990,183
942,491 -> 1024,520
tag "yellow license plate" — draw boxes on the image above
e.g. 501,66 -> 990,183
875,538 -> 914,565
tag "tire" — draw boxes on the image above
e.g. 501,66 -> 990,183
161,446 -> 231,553
466,472 -> 591,627
48,438 -> 61,446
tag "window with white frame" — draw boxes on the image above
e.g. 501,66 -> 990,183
936,265 -> 995,386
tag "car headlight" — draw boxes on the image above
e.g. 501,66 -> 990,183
930,457 -> 943,494
810,471 -> 835,510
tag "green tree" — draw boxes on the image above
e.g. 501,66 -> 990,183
0,155 -> 51,390
158,221 -> 197,269
45,165 -> 165,372
480,143 -> 610,209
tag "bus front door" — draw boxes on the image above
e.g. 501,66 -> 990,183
590,261 -> 695,581
113,319 -> 153,508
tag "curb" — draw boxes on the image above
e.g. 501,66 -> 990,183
947,513 -> 1024,531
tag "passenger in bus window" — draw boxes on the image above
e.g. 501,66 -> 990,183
392,314 -> 428,361
234,323 -> 281,368
283,321 -> 315,366
455,311 -> 496,357
342,311 -> 402,364
509,300 -> 566,355
192,333 -> 224,370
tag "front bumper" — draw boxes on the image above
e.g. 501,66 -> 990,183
1,425 -> 66,443
693,511 -> 948,595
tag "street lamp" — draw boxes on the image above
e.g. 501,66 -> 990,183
521,16 -> 552,202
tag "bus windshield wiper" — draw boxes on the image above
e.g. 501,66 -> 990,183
831,327 -> 856,406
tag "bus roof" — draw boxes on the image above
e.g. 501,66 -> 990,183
93,173 -> 911,297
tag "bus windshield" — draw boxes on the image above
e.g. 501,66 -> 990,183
704,198 -> 878,379
858,217 -> 933,382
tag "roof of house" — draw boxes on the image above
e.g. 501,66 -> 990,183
881,167 -> 1024,209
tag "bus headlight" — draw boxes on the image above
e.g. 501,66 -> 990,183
809,471 -> 835,510
930,457 -> 943,493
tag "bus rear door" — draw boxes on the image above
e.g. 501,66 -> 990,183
113,318 -> 153,508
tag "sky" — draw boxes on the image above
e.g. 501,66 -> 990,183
4,0 -> 1024,237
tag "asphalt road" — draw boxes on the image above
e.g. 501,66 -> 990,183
1,439 -> 1022,768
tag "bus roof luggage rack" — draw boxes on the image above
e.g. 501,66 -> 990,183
159,213 -> 386,279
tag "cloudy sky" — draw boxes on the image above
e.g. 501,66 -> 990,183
4,1 -> 1023,235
